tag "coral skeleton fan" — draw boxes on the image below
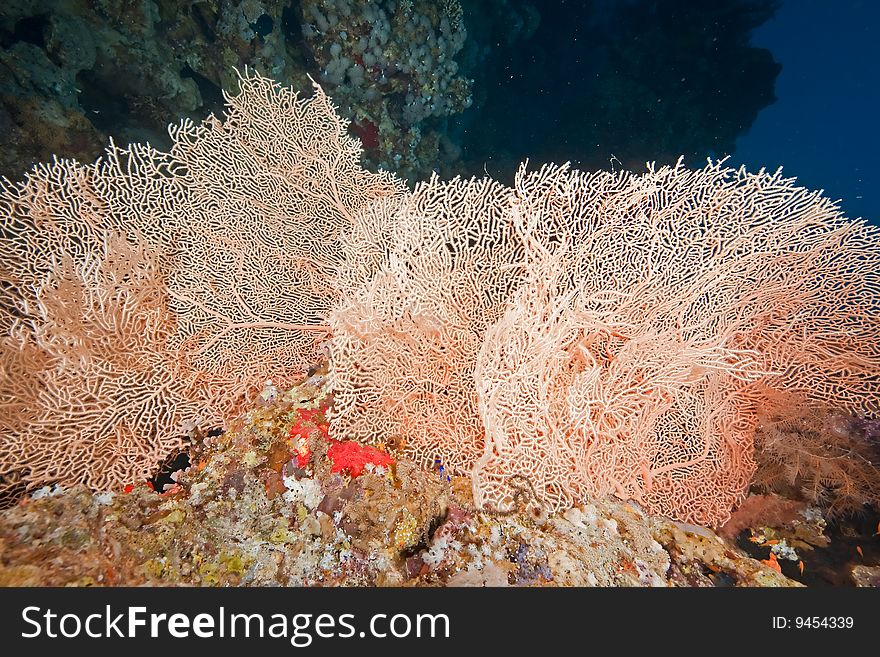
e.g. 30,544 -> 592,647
330,160 -> 880,526
2,71 -> 879,527
0,71 -> 405,498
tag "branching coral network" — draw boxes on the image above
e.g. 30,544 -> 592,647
0,71 -> 404,500
2,71 -> 879,526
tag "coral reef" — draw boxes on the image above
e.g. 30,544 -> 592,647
2,70 -> 879,532
0,4 -> 874,588
0,371 -> 799,587
0,0 -> 477,182
720,493 -> 880,586
1,0 -> 782,185
297,0 -> 473,180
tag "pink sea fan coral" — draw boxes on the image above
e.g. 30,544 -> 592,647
0,71 -> 405,495
473,161 -> 880,525
2,70 -> 878,528
333,159 -> 880,526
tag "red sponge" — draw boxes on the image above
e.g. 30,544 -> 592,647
327,440 -> 394,478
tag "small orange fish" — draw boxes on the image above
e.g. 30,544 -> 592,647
856,546 -> 864,559
761,552 -> 782,573
798,560 -> 805,576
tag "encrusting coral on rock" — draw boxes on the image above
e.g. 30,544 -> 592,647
0,369 -> 799,587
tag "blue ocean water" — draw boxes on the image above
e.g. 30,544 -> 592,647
732,0 -> 879,224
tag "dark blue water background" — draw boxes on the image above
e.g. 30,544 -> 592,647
732,0 -> 878,224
